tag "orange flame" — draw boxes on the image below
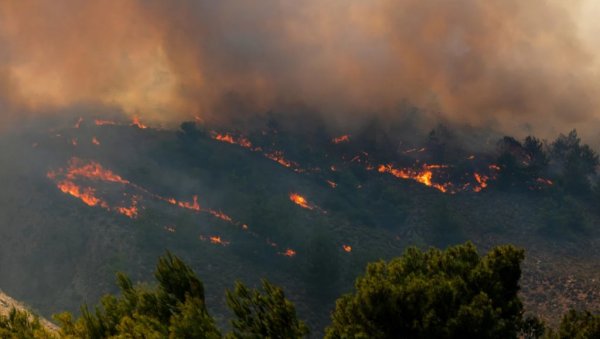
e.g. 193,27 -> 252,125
209,236 -> 229,246
131,116 -> 147,129
342,245 -> 352,252
116,195 -> 139,218
265,151 -> 296,168
54,180 -> 107,207
209,209 -> 233,222
177,195 -> 201,211
212,132 -> 253,148
332,135 -> 350,144
473,173 -> 489,192
326,180 -> 338,188
377,164 -> 451,193
71,138 -> 78,146
92,137 -> 100,145
289,193 -> 313,210
64,158 -> 130,184
74,117 -> 83,129
280,248 -> 296,257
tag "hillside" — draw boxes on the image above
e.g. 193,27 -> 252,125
0,114 -> 598,332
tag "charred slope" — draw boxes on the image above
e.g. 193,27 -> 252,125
0,116 -> 598,332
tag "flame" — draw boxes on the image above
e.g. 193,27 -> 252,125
209,236 -> 229,246
71,138 -> 78,146
212,132 -> 253,148
54,180 -> 108,208
280,248 -> 296,257
378,164 -> 449,193
326,180 -> 338,188
131,116 -> 148,129
63,158 -> 130,184
342,244 -> 352,252
489,164 -> 501,171
289,193 -> 313,210
92,137 -> 100,145
332,135 -> 350,144
177,195 -> 201,211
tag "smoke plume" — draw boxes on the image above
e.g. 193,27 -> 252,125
0,0 -> 599,140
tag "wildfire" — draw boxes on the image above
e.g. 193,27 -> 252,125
289,193 -> 313,210
280,248 -> 296,257
131,116 -> 148,129
326,180 -> 338,188
92,137 -> 100,146
342,245 -> 352,252
332,135 -> 350,144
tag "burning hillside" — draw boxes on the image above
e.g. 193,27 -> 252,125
0,113 -> 598,334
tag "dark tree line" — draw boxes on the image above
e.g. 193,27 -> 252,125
2,244 -> 599,338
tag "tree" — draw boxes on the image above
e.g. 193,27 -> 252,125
325,242 -> 532,339
550,309 -> 600,339
226,279 -> 308,339
55,252 -> 221,338
549,130 -> 599,194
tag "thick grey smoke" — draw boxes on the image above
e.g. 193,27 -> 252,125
0,0 -> 599,140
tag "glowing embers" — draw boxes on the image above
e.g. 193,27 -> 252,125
279,248 -> 296,257
342,244 -> 352,253
200,235 -> 230,246
332,135 -> 350,144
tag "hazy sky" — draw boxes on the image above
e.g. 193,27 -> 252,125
1,0 -> 599,140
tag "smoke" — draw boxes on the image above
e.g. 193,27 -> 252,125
0,0 -> 599,140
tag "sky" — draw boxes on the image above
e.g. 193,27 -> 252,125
0,0 -> 599,141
